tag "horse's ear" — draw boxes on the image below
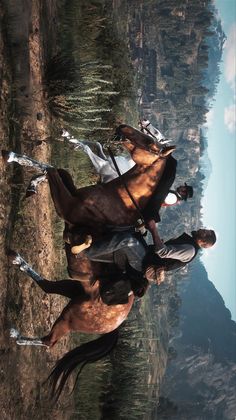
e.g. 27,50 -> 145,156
114,125 -> 126,142
160,145 -> 176,157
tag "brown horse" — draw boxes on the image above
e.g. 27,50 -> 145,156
4,124 -> 175,400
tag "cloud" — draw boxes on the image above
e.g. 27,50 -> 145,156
224,104 -> 236,133
224,24 -> 236,90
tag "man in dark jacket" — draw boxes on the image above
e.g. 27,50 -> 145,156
84,228 -> 216,286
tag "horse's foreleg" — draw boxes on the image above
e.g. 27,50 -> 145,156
62,134 -> 111,177
62,130 -> 107,160
9,250 -> 89,299
57,169 -> 78,196
47,168 -> 80,223
2,150 -> 52,171
83,145 -> 109,174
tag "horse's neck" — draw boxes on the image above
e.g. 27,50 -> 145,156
121,158 -> 166,204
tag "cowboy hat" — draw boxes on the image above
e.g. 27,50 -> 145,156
183,183 -> 193,200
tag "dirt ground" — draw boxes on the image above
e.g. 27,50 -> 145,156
0,1 -> 75,418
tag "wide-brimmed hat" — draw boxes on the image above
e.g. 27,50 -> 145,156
183,183 -> 193,200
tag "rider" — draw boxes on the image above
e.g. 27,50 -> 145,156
83,228 -> 216,294
79,227 -> 216,304
161,183 -> 193,207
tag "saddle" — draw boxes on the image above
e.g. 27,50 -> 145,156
99,264 -> 149,306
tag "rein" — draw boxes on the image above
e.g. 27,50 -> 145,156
108,147 -> 145,223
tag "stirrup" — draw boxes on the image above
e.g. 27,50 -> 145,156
71,235 -> 93,255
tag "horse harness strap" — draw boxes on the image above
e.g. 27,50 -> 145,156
108,147 -> 145,224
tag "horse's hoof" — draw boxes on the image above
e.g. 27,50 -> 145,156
25,188 -> 37,198
7,249 -> 18,261
2,150 -> 14,164
7,250 -> 22,266
71,235 -> 92,255
61,129 -> 70,138
10,328 -> 20,339
160,145 -> 176,157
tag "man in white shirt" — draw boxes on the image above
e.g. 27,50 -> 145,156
162,184 -> 193,206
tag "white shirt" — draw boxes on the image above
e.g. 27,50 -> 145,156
164,192 -> 178,205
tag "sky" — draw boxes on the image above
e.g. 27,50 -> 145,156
201,0 -> 236,320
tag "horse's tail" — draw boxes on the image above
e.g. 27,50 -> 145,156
47,328 -> 119,401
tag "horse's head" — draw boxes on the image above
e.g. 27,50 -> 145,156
115,124 -> 175,165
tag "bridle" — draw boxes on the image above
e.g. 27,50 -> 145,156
112,135 -> 163,158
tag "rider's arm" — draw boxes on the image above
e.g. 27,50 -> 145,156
146,219 -> 164,249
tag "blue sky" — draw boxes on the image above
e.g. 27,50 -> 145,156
201,0 -> 236,320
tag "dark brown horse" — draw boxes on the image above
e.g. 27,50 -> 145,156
4,124 -> 175,400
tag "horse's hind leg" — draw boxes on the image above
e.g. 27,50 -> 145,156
10,328 -> 48,347
9,251 -> 89,300
10,316 -> 71,348
41,315 -> 71,347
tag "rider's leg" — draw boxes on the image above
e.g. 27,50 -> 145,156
84,231 -> 145,269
